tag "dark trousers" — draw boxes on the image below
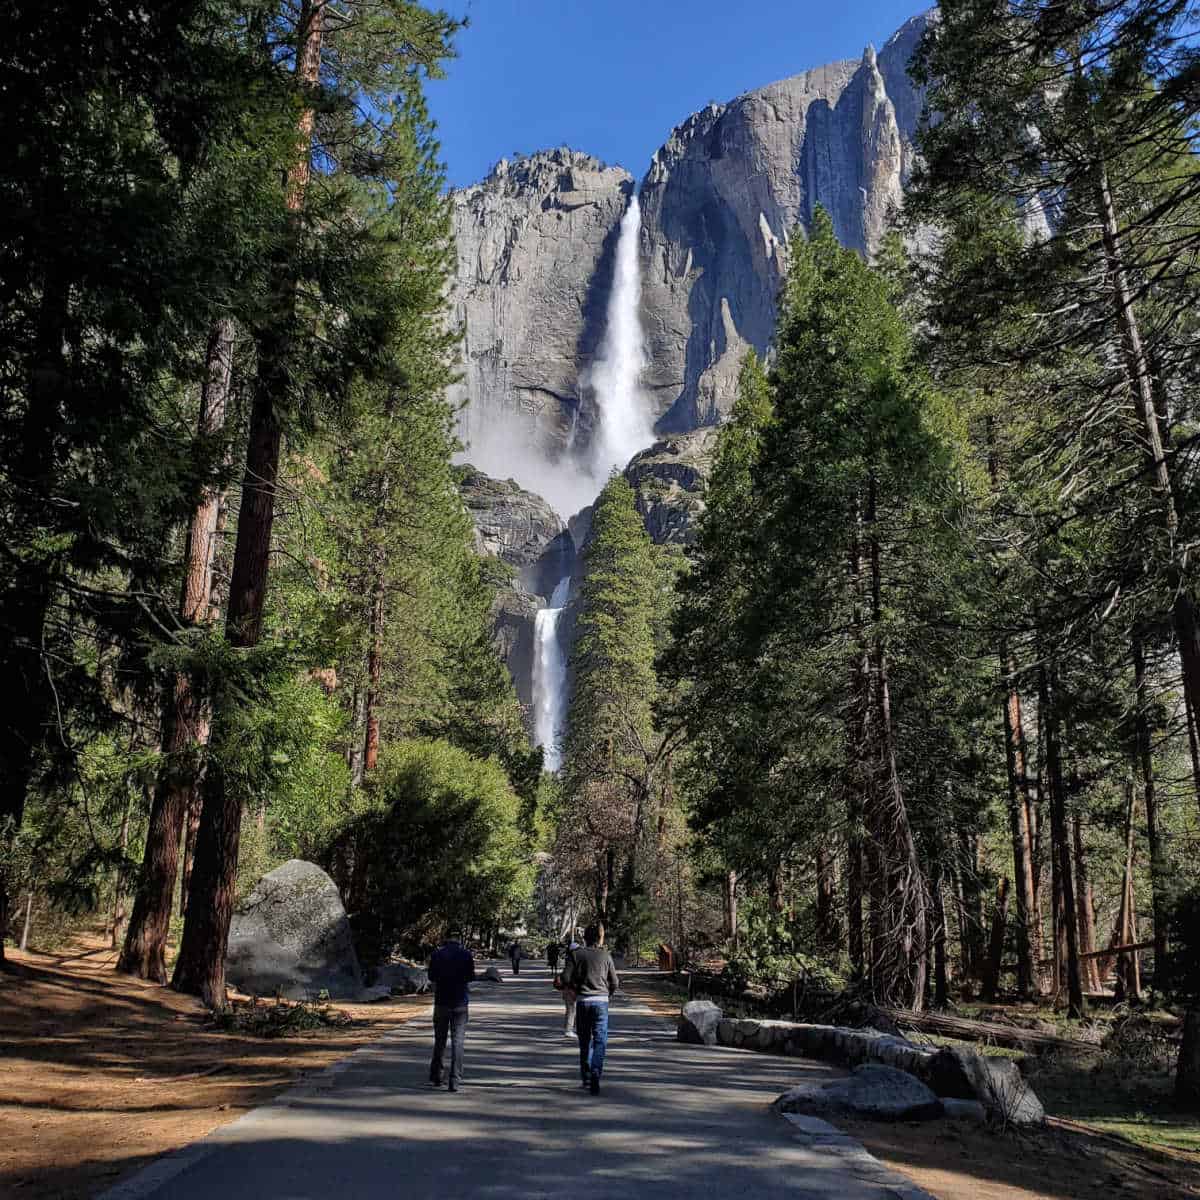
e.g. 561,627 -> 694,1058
576,999 -> 609,1081
430,1004 -> 468,1085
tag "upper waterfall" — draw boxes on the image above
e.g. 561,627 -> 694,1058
588,195 -> 655,485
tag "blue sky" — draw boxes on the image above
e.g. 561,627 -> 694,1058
426,1 -> 928,189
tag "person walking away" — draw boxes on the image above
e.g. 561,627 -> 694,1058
546,940 -> 559,974
559,933 -> 581,1037
507,939 -> 522,975
428,931 -> 475,1092
566,924 -> 619,1094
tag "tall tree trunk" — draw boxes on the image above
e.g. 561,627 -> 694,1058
1095,160 -> 1200,755
119,319 -> 233,981
1183,684 -> 1200,820
866,472 -> 927,1010
363,563 -> 385,773
110,795 -> 133,950
1176,1005 -> 1200,1111
816,848 -> 837,950
982,877 -> 1010,1001
1132,631 -> 1168,988
172,2 -> 324,1009
932,862 -> 949,1008
1040,665 -> 1086,1017
722,869 -> 738,947
1071,815 -> 1100,994
1000,649 -> 1039,996
958,832 -> 984,992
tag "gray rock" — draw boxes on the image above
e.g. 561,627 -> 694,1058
928,1046 -> 1046,1126
678,1000 -> 723,1045
450,13 -> 935,484
624,429 -> 719,545
458,466 -> 567,586
450,149 -> 634,513
773,1063 -> 944,1122
226,860 -> 362,1001
941,1098 -> 988,1123
375,963 -> 430,995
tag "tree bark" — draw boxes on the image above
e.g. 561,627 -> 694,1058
982,877 -> 1010,1001
118,318 -> 233,981
1000,649 -> 1039,996
363,565 -> 385,772
1071,815 -> 1101,994
816,849 -> 838,950
932,863 -> 949,1008
1132,631 -> 1168,988
172,2 -> 324,1009
1183,684 -> 1200,821
1040,665 -> 1086,1017
722,869 -> 738,947
866,472 -> 927,1011
1176,1005 -> 1200,1110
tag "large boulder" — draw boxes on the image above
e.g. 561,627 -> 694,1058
225,860 -> 363,1001
928,1046 -> 1045,1126
678,999 -> 723,1045
773,1063 -> 944,1122
376,962 -> 430,995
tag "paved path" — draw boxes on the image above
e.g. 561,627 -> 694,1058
103,965 -> 930,1200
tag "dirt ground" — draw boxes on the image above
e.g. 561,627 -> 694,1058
622,976 -> 1200,1200
0,937 -> 428,1200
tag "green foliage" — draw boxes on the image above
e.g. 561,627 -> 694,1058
333,739 -> 530,964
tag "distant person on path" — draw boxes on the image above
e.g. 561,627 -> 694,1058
428,931 -> 475,1092
507,939 -> 522,975
558,931 -> 582,1037
565,924 -> 619,1095
546,940 -> 559,974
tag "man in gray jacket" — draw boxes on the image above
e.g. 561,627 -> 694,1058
564,924 -> 619,1095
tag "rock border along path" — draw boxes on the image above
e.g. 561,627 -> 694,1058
100,965 -> 934,1200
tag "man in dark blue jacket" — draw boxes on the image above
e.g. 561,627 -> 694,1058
428,931 -> 476,1092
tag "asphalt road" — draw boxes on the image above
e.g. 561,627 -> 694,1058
101,965 -> 931,1200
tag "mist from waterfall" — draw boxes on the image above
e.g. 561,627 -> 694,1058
530,193 -> 655,772
589,194 -> 655,483
532,575 -> 571,771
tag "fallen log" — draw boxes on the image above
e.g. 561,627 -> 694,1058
876,1005 -> 1100,1054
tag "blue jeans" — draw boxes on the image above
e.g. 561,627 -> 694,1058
431,1004 -> 468,1085
576,999 -> 609,1081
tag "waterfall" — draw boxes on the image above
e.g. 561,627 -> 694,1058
531,193 -> 653,773
590,194 -> 654,482
532,575 -> 571,771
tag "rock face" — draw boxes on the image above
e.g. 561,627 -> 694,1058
457,467 -> 577,714
451,13 -> 932,475
774,1064 -> 944,1122
640,17 -> 927,431
450,149 -> 634,519
625,428 -> 719,545
226,860 -> 363,1001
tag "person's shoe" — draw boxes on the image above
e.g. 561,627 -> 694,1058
580,1075 -> 590,1088
564,1031 -> 576,1039
428,1077 -> 443,1088
448,1080 -> 459,1093
589,1074 -> 600,1096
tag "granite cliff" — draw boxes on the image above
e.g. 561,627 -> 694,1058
452,10 -> 932,723
451,11 -> 930,507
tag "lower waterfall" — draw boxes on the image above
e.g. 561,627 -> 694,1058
532,575 -> 571,771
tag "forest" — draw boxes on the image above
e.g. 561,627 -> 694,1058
3,0 -> 1200,1128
